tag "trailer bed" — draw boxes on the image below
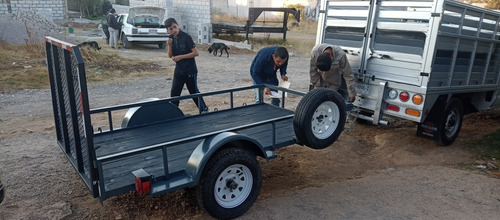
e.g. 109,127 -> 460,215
93,104 -> 295,196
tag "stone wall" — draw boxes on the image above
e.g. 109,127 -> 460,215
0,0 -> 66,21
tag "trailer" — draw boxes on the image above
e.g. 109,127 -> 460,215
317,0 -> 500,145
44,36 -> 347,219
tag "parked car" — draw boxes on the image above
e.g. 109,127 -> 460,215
118,6 -> 170,49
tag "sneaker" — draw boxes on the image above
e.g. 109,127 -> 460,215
201,107 -> 209,114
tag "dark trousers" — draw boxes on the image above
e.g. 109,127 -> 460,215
170,72 -> 207,111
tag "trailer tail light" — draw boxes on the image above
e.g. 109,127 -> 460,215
388,89 -> 398,100
412,94 -> 423,105
387,104 -> 400,112
406,108 -> 421,117
399,92 -> 409,102
135,177 -> 151,195
132,169 -> 152,195
132,28 -> 138,34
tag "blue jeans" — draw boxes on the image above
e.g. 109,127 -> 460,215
252,79 -> 280,106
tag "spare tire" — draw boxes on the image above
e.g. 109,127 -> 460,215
294,88 -> 346,149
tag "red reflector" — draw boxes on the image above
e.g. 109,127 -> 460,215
387,104 -> 400,112
400,92 -> 409,102
135,177 -> 151,195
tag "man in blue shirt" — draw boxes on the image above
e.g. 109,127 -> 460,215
165,18 -> 208,113
250,46 -> 289,106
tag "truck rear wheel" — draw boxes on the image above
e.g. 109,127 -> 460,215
439,98 -> 464,145
196,148 -> 261,219
294,88 -> 346,149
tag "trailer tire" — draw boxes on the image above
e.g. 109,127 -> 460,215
439,98 -> 464,146
196,148 -> 262,219
294,88 -> 346,149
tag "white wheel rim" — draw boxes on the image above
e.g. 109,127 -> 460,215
444,108 -> 459,138
214,164 -> 253,208
311,101 -> 340,139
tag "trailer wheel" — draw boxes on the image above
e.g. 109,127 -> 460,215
196,148 -> 262,219
294,88 -> 346,149
439,98 -> 464,146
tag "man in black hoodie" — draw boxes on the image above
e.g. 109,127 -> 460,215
107,8 -> 120,49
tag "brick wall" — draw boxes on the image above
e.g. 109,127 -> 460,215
0,0 -> 66,20
173,0 -> 211,42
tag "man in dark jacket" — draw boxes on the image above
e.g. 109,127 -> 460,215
250,46 -> 289,106
107,8 -> 120,49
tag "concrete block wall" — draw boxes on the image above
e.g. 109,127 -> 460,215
0,0 -> 66,20
173,0 -> 211,43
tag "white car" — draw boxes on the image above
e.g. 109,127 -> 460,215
117,6 -> 170,49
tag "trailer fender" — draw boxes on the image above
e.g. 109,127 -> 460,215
185,132 -> 272,184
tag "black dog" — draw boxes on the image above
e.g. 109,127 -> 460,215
208,43 -> 230,57
77,41 -> 101,51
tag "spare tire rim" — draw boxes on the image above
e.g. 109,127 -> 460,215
214,164 -> 253,208
312,101 -> 340,139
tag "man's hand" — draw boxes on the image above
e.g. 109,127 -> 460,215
172,55 -> 182,62
167,38 -> 172,47
281,75 -> 288,81
263,88 -> 271,95
349,96 -> 355,103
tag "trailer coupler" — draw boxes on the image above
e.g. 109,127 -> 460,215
132,169 -> 153,195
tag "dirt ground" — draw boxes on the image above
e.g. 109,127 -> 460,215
1,22 -> 500,219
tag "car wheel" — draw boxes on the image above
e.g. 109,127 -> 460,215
121,34 -> 130,48
438,98 -> 464,146
294,88 -> 346,149
158,42 -> 166,49
196,148 -> 261,219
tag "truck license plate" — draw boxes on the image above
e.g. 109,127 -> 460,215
149,29 -> 157,34
356,82 -> 370,95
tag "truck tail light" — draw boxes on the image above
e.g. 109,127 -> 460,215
388,89 -> 398,100
399,92 -> 409,102
412,94 -> 423,105
387,104 -> 400,112
405,108 -> 421,117
132,28 -> 138,34
132,169 -> 152,195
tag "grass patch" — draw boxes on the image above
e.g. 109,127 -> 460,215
468,129 -> 500,160
0,41 -> 162,91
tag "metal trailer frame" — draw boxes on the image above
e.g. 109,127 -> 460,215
317,0 -> 500,127
212,7 -> 301,41
45,36 -> 310,203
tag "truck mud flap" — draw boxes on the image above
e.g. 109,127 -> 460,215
417,96 -> 446,141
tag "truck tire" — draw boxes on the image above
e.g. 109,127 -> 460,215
158,42 -> 166,49
196,148 -> 262,219
439,98 -> 464,146
121,34 -> 131,48
294,88 -> 346,149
